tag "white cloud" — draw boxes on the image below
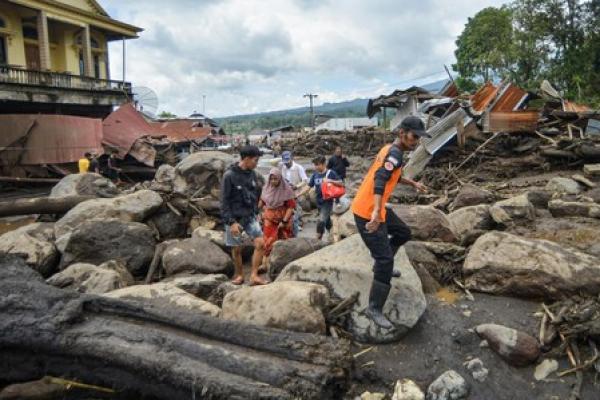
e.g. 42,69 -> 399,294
102,0 -> 507,117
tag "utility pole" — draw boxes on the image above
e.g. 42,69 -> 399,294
303,93 -> 318,130
202,95 -> 206,115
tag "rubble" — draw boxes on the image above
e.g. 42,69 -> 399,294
46,261 -> 134,294
475,323 -> 540,366
425,370 -> 469,400
391,379 -> 425,400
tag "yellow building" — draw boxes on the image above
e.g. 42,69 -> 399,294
0,0 -> 142,116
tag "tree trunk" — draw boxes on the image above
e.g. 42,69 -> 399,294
0,256 -> 352,400
0,196 -> 94,217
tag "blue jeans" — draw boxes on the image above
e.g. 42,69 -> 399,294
317,201 -> 333,235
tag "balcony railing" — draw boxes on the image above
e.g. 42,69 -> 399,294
0,65 -> 132,94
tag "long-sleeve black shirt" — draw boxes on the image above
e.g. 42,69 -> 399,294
373,145 -> 403,195
327,155 -> 350,179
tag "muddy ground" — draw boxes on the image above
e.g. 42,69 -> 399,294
347,292 -> 597,399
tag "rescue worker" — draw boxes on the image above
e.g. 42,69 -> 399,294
351,116 -> 430,329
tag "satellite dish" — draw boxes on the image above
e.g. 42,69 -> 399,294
132,86 -> 159,116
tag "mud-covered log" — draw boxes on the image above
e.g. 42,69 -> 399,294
0,256 -> 352,399
0,195 -> 94,217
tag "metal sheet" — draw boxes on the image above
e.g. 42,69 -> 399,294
151,120 -> 213,143
470,82 -> 499,113
486,111 -> 539,133
0,114 -> 103,165
102,103 -> 157,159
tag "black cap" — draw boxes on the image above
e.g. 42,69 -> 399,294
400,116 -> 430,138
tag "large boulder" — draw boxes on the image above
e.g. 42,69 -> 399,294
162,237 -> 232,276
0,223 -> 57,277
103,283 -> 221,317
173,151 -> 235,197
464,231 -> 600,299
389,205 -> 458,243
268,237 -> 327,280
222,281 -> 329,334
54,190 -> 163,245
161,274 -> 228,299
59,219 -> 156,276
448,204 -> 494,245
489,194 -> 535,225
46,260 -> 134,294
475,323 -> 540,366
277,234 -> 426,343
524,217 -> 600,258
149,164 -> 176,193
545,177 -> 582,195
147,206 -> 189,240
49,173 -> 119,198
331,210 -> 359,242
449,184 -> 495,211
548,199 -> 600,218
192,227 -> 227,249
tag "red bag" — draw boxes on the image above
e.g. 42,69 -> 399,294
321,170 -> 346,200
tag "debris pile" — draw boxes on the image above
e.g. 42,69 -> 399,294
281,127 -> 390,157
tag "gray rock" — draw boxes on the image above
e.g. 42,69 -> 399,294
475,323 -> 540,366
268,237 -> 327,280
0,223 -> 57,277
465,358 -> 488,382
545,177 -> 582,195
525,190 -> 552,208
448,204 -> 494,245
208,281 -> 244,307
147,206 -> 189,240
54,190 -> 163,244
192,227 -> 227,249
389,205 -> 458,243
534,359 -> 559,381
360,392 -> 386,400
464,231 -> 600,299
162,237 -> 232,276
450,184 -> 495,211
489,194 -> 536,224
173,151 -> 235,197
104,283 -> 221,317
277,234 -> 426,343
59,219 -> 156,276
392,379 -> 425,400
331,209 -> 359,242
50,173 -> 119,198
46,261 -> 133,294
161,273 -> 228,299
524,217 -> 600,258
426,370 -> 469,400
583,163 -> 600,176
548,199 -> 600,218
222,281 -> 329,334
149,164 -> 176,192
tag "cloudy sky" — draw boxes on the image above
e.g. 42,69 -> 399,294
102,0 -> 506,118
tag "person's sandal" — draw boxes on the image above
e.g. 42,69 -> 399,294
250,277 -> 269,286
231,276 -> 244,285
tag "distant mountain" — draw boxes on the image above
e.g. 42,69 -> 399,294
215,78 -> 451,135
215,98 -> 369,135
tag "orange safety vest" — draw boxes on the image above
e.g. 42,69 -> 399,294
351,144 -> 402,221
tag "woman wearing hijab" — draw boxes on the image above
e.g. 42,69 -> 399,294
259,168 -> 296,268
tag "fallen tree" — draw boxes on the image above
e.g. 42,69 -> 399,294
0,195 -> 94,217
0,256 -> 352,399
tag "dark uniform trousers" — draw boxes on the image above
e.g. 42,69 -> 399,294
354,207 -> 412,285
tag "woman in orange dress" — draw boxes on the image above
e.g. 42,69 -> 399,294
259,168 -> 296,267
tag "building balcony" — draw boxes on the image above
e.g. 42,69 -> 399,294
0,65 -> 132,118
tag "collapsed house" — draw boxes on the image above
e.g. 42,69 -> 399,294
0,103 -> 229,180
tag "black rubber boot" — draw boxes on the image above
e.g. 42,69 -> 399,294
365,280 -> 393,329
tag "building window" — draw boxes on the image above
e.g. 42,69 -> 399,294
0,37 -> 7,65
23,25 -> 38,40
0,17 -> 6,28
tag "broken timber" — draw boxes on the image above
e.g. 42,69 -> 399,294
0,195 -> 94,217
0,256 -> 352,399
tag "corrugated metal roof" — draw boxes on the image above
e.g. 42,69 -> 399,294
470,82 -> 500,113
151,119 -> 213,143
102,103 -> 157,158
491,84 -> 529,112
486,110 -> 539,133
0,114 -> 103,165
563,101 -> 591,113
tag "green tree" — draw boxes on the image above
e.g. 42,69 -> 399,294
157,111 -> 177,118
453,7 -> 515,89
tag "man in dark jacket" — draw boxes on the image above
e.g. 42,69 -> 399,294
221,145 -> 267,286
327,146 -> 350,180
